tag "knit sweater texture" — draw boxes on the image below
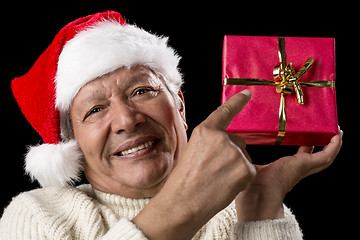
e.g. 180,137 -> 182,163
0,184 -> 303,239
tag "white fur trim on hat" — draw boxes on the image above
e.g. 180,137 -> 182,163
55,20 -> 182,113
25,140 -> 83,187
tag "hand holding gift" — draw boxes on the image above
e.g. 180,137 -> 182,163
220,35 -> 342,222
235,127 -> 342,222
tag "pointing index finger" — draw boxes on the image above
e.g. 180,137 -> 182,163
204,89 -> 252,130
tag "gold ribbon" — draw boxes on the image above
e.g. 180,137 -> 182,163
223,37 -> 335,145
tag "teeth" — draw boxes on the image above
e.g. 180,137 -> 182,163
118,140 -> 155,156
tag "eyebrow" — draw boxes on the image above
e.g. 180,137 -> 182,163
122,71 -> 158,88
87,91 -> 106,103
78,69 -> 160,107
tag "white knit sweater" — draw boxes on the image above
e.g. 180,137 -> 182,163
0,184 -> 302,239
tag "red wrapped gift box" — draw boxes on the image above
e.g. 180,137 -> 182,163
221,36 -> 337,146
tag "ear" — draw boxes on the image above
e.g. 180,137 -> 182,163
177,90 -> 188,130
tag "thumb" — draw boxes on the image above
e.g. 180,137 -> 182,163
204,89 -> 251,130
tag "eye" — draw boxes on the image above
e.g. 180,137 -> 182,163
134,88 -> 149,95
130,85 -> 160,100
90,107 -> 102,114
84,106 -> 103,120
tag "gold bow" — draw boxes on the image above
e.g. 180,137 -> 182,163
223,37 -> 335,145
273,37 -> 314,105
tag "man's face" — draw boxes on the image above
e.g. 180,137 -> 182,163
70,66 -> 187,198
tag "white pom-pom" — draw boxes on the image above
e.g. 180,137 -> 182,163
25,139 -> 83,187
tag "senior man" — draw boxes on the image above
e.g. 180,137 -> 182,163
1,11 -> 342,239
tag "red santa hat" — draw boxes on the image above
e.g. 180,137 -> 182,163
11,11 -> 182,187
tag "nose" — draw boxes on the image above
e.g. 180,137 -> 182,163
110,102 -> 146,134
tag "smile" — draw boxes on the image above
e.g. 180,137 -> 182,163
115,140 -> 155,156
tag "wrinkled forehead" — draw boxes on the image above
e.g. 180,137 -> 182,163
71,66 -> 165,105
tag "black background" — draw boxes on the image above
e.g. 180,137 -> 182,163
1,2 -> 354,239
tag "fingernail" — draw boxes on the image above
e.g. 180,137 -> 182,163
338,125 -> 343,135
241,89 -> 252,97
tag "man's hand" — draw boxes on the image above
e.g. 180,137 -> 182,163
169,89 -> 256,220
133,90 -> 255,240
236,128 -> 343,222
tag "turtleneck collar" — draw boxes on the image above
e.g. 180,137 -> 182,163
80,184 -> 152,220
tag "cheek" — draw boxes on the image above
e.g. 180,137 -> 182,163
148,104 -> 175,129
73,121 -> 109,167
143,95 -> 187,158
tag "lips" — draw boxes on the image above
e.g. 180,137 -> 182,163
113,137 -> 159,158
115,140 -> 155,156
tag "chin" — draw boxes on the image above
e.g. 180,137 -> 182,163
114,159 -> 173,197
